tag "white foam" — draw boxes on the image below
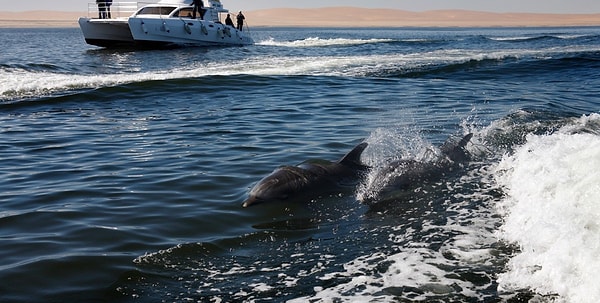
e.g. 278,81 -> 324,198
0,68 -> 192,101
257,37 -> 395,48
494,114 -> 600,302
555,34 -> 590,40
489,36 -> 532,41
290,196 -> 501,302
249,282 -> 273,292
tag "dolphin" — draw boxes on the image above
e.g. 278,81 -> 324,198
242,142 -> 369,207
360,133 -> 473,204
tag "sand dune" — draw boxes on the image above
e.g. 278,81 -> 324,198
1,7 -> 599,28
0,11 -> 87,27
249,7 -> 600,27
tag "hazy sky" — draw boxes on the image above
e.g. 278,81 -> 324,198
5,0 -> 600,14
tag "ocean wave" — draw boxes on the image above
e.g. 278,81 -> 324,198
0,69 -> 156,103
494,113 -> 600,303
3,45 -> 599,104
0,64 -> 255,103
489,33 -> 596,42
371,47 -> 600,79
257,36 -> 396,47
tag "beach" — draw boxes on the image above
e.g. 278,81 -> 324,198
1,8 -> 600,28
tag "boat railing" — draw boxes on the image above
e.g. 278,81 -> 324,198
86,1 -> 159,19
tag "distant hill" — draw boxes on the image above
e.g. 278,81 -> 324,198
1,7 -> 599,28
0,11 -> 85,27
248,7 -> 600,27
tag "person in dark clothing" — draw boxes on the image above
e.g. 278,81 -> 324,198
96,0 -> 106,19
192,0 -> 204,19
106,0 -> 113,19
236,11 -> 245,31
225,14 -> 234,27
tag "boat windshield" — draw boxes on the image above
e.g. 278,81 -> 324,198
136,6 -> 177,16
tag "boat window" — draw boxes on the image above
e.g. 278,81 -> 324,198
136,6 -> 176,16
175,8 -> 194,18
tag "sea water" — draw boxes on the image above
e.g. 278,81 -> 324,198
0,26 -> 599,302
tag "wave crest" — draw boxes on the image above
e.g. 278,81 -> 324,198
257,37 -> 395,47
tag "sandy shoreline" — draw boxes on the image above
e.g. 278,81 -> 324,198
251,8 -> 600,27
1,8 -> 600,28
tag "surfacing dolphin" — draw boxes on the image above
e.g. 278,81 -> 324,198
360,133 -> 473,204
242,142 -> 369,207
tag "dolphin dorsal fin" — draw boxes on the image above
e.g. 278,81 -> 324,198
441,133 -> 473,162
338,142 -> 368,166
457,133 -> 473,148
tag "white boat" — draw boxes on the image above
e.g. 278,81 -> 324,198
78,1 -> 138,47
78,0 -> 253,48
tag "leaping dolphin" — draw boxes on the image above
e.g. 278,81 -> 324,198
360,133 -> 473,204
242,142 -> 369,207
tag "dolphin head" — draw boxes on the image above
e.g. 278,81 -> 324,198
241,166 -> 311,207
242,177 -> 288,207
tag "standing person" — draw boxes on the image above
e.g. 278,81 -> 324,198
225,14 -> 234,27
236,11 -> 245,31
96,0 -> 106,19
106,0 -> 113,19
192,0 -> 204,19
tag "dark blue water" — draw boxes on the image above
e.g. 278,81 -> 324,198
1,26 -> 599,302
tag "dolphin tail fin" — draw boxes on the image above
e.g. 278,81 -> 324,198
339,142 -> 368,167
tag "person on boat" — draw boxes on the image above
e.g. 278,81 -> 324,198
96,0 -> 106,19
192,0 -> 204,19
105,0 -> 113,19
236,11 -> 245,31
225,14 -> 234,27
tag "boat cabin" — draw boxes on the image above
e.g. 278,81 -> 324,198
132,0 -> 227,23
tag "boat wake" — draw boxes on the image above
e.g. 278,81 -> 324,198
257,37 -> 396,48
494,113 -> 600,302
2,39 -> 599,105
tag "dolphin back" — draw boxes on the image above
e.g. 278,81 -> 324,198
242,142 -> 369,208
338,142 -> 368,167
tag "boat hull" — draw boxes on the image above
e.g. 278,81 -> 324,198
78,17 -> 135,47
128,17 -> 254,47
